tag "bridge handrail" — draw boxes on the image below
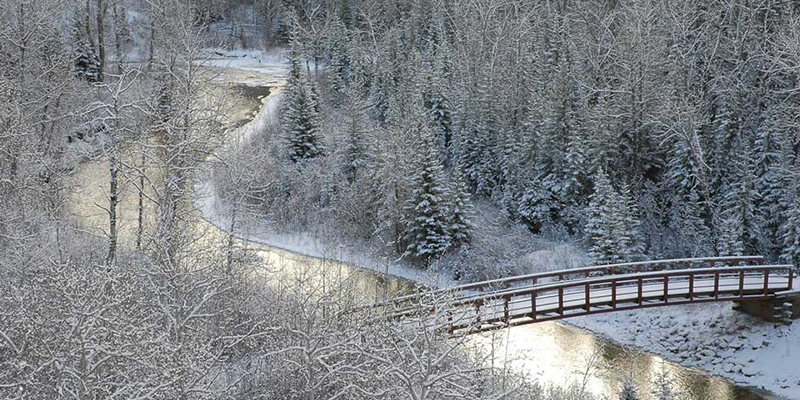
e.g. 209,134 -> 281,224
370,256 -> 766,309
380,265 -> 792,319
458,264 -> 792,302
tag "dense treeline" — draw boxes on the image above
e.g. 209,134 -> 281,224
271,0 -> 800,266
0,0 -> 551,398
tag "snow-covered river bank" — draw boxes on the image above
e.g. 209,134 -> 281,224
192,51 -> 794,400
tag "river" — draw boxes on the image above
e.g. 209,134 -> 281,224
66,61 -> 782,400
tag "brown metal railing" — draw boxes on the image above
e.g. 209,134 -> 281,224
360,263 -> 793,334
364,256 -> 766,311
430,265 -> 793,333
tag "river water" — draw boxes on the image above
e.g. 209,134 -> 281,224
66,63 -> 781,400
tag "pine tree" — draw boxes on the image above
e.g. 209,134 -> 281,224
423,44 -> 453,149
780,192 -> 800,266
326,16 -> 350,103
341,84 -> 369,183
587,169 -> 642,264
403,128 -> 452,262
652,369 -> 676,400
672,189 -> 714,257
449,171 -> 474,249
715,139 -> 764,256
518,178 -> 553,234
755,106 -> 787,258
71,18 -> 100,82
619,379 -> 641,400
619,186 -> 645,260
282,45 -> 324,162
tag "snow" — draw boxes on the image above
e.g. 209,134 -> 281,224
196,51 -> 800,399
570,301 -> 800,398
203,48 -> 290,77
193,52 -> 457,289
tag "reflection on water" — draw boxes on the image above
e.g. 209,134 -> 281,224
65,65 -> 779,400
471,323 -> 780,399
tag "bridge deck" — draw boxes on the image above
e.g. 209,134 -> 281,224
444,274 -> 790,331
355,258 -> 795,335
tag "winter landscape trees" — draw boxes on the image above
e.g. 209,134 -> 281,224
1,0 -> 798,398
243,0 -> 800,272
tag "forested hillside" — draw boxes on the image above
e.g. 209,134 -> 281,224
1,0 -> 799,398
255,0 -> 800,269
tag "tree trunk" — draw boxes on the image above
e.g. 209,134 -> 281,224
226,198 -> 237,274
137,149 -> 145,250
107,147 -> 118,266
113,0 -> 124,74
96,0 -> 108,81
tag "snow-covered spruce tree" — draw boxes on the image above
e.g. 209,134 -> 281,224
448,171 -> 474,249
422,43 -> 453,150
282,50 -> 324,163
780,193 -> 800,266
619,186 -> 645,259
666,131 -> 714,256
587,169 -> 642,264
652,369 -> 677,400
403,127 -> 452,263
715,139 -> 764,256
619,379 -> 641,400
755,106 -> 788,258
518,178 -> 554,234
325,16 -> 351,104
671,189 -> 714,257
71,18 -> 101,82
340,83 -> 370,183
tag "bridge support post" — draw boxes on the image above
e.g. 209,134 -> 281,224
611,281 -> 617,309
637,278 -> 643,305
584,283 -> 590,311
503,296 -> 510,324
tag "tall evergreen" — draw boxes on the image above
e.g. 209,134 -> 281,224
780,192 -> 800,266
403,127 -> 452,262
449,171 -> 474,249
619,379 -> 641,400
282,46 -> 324,163
587,169 -> 642,264
71,18 -> 100,82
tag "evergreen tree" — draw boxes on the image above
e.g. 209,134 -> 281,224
780,192 -> 800,266
282,45 -> 324,162
587,169 -> 642,264
671,189 -> 714,257
71,18 -> 100,82
422,43 -> 453,149
449,171 -> 474,249
715,140 -> 764,255
325,16 -> 350,104
518,178 -> 554,234
341,84 -> 369,183
755,106 -> 787,258
619,379 -> 641,400
403,128 -> 452,262
652,369 -> 676,400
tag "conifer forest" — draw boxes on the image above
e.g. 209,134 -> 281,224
1,0 -> 799,399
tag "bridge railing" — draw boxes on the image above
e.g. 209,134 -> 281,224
377,265 -> 793,332
360,256 -> 766,312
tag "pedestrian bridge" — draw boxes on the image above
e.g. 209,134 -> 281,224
352,256 -> 796,335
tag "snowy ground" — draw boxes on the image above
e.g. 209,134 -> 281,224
198,50 -> 800,399
571,301 -> 800,398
